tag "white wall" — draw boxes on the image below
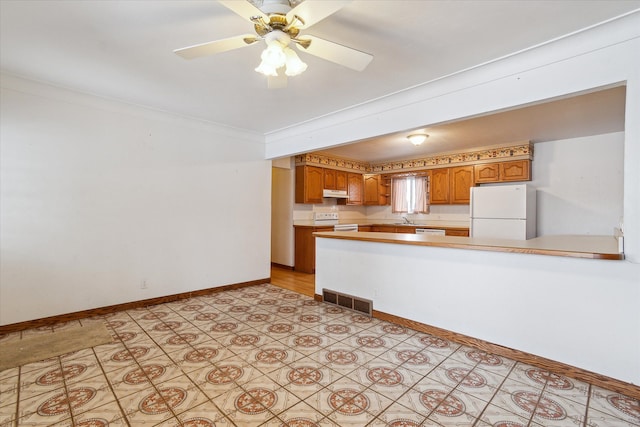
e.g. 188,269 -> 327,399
0,75 -> 272,326
532,132 -> 624,235
271,161 -> 295,267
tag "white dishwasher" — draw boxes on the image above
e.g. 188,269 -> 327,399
415,228 -> 446,236
334,224 -> 359,232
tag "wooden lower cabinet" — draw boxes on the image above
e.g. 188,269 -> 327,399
445,228 -> 470,237
371,225 -> 397,233
371,225 -> 416,233
395,226 -> 416,234
294,226 -> 333,273
358,226 -> 372,232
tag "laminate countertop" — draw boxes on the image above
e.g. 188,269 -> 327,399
313,231 -> 624,260
293,220 -> 470,229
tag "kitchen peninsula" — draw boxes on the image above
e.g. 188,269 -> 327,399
314,230 -> 623,260
313,230 -> 634,394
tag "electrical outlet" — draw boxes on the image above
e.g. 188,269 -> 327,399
141,280 -> 148,289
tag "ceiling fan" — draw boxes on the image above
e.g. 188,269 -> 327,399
174,0 -> 373,88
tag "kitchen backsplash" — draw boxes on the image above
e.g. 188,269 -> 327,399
293,198 -> 470,222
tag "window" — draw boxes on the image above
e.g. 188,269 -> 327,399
391,175 -> 429,214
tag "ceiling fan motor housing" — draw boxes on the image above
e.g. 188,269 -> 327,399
259,0 -> 292,15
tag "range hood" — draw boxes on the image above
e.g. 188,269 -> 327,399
323,189 -> 349,199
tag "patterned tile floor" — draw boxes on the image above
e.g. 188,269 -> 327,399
1,283 -> 639,426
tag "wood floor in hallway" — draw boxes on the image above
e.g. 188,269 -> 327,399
270,265 -> 315,297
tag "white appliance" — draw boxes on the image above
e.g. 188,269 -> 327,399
334,224 -> 358,232
470,184 -> 536,240
322,189 -> 349,198
313,212 -> 339,225
415,228 -> 445,236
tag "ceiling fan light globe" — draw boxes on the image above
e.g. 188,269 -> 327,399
284,47 -> 307,76
255,60 -> 279,77
260,44 -> 287,68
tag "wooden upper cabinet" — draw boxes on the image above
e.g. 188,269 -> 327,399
335,170 -> 347,191
474,163 -> 500,183
363,174 -> 381,205
323,168 -> 347,191
295,165 -> 324,204
450,166 -> 475,204
500,160 -> 531,181
346,173 -> 363,205
429,169 -> 450,204
323,168 -> 337,190
474,160 -> 531,183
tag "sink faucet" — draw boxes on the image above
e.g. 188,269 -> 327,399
402,216 -> 412,224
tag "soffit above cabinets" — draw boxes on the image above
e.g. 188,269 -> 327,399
313,85 -> 626,164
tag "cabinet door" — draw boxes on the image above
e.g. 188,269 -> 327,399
450,166 -> 475,204
346,173 -> 363,205
295,166 -> 324,204
323,168 -> 336,190
445,228 -> 470,237
429,169 -> 450,204
500,160 -> 531,181
363,174 -> 380,205
335,171 -> 347,191
294,226 -> 333,273
474,163 -> 499,183
358,226 -> 372,232
372,225 -> 396,232
395,226 -> 416,234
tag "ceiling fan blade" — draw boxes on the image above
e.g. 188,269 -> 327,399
268,73 -> 288,89
174,34 -> 259,59
219,0 -> 269,25
286,0 -> 350,29
296,35 -> 372,71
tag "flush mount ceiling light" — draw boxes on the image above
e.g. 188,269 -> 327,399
407,133 -> 429,146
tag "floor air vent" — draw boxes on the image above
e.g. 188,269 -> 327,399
322,289 -> 372,316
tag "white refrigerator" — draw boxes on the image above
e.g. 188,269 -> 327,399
470,184 -> 536,240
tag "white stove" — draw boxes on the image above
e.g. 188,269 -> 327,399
313,212 -> 358,231
313,212 -> 339,225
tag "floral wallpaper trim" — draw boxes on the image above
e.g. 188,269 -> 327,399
295,143 -> 533,173
294,154 -> 369,172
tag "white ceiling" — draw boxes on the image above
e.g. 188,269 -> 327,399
315,85 -> 627,163
1,1 -> 637,159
